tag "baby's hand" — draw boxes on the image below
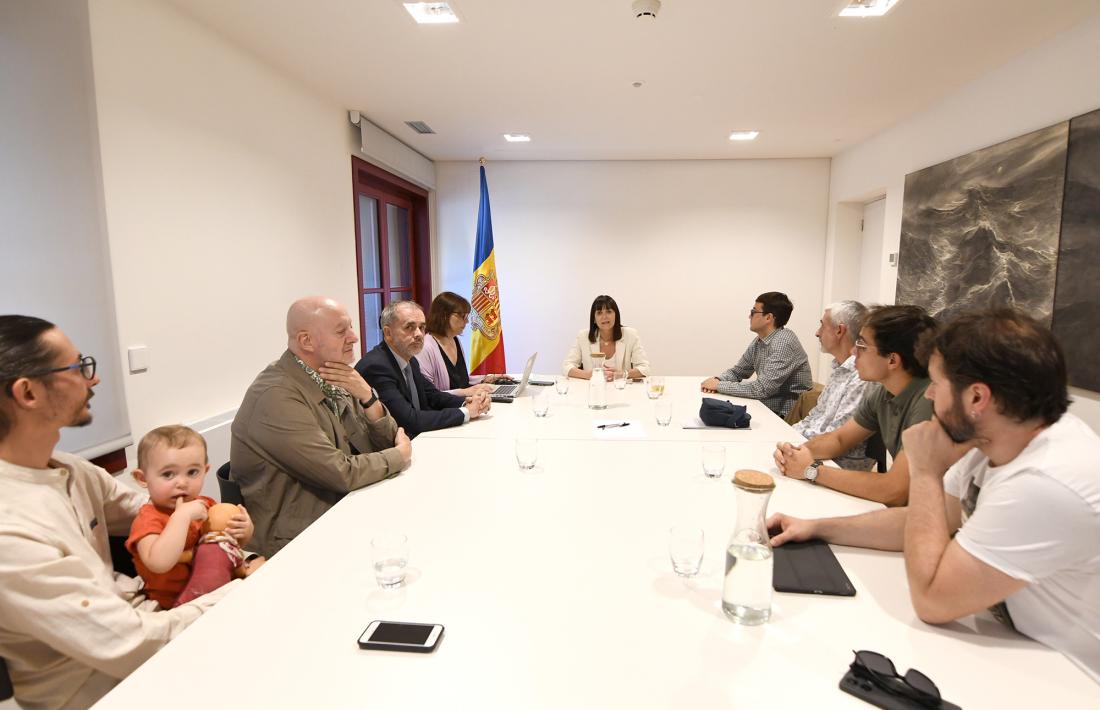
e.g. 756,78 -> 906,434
174,498 -> 209,522
225,505 -> 254,544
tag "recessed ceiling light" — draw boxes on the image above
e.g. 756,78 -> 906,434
728,130 -> 759,142
403,2 -> 460,24
503,134 -> 531,143
838,0 -> 902,18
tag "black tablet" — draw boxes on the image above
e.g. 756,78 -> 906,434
772,539 -> 856,596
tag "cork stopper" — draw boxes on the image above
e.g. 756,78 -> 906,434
733,469 -> 775,492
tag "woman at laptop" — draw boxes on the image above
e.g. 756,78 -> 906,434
562,294 -> 651,380
417,291 -> 507,395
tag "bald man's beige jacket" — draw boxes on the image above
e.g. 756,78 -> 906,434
231,350 -> 405,557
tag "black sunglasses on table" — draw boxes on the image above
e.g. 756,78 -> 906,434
849,649 -> 943,708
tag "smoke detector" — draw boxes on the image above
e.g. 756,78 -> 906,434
632,0 -> 660,20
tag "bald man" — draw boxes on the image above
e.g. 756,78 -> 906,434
231,297 -> 412,557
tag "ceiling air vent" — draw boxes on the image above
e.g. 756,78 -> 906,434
405,121 -> 436,135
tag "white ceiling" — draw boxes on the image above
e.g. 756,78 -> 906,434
164,0 -> 1100,161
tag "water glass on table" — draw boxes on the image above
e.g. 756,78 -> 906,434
613,369 -> 628,390
555,375 -> 570,395
654,398 -> 673,426
532,390 -> 550,417
646,376 -> 665,400
371,533 -> 409,589
669,526 -> 704,577
515,437 -> 538,470
702,444 -> 726,479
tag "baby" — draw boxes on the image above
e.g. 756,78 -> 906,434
126,425 -> 258,608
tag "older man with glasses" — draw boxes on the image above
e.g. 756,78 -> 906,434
774,305 -> 937,506
0,315 -> 233,709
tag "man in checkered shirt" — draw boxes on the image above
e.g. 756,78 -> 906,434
701,291 -> 812,418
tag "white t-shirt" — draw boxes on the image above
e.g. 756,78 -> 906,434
944,413 -> 1100,682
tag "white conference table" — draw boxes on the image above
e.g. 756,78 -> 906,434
426,374 -> 799,444
97,378 -> 1098,708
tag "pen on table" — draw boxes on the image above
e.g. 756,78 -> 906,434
597,422 -> 630,430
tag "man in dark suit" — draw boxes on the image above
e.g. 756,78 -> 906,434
356,300 -> 490,438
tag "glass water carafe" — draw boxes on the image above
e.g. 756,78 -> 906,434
722,470 -> 776,625
588,364 -> 607,410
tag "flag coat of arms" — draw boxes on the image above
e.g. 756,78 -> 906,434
469,165 -> 506,375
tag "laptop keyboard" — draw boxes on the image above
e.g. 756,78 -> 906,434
494,384 -> 518,396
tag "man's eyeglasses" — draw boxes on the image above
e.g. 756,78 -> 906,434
850,650 -> 941,708
2,356 -> 97,397
22,356 -> 97,381
749,309 -> 765,317
854,337 -> 875,352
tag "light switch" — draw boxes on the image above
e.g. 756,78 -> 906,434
127,346 -> 149,373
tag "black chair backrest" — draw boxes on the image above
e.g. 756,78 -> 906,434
109,534 -> 138,578
0,656 -> 13,701
866,431 -> 889,473
216,462 -> 244,506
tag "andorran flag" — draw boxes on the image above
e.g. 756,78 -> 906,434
469,164 -> 506,376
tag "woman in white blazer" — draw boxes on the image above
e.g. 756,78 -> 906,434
562,295 -> 651,379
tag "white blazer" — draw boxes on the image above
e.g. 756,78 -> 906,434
561,326 -> 651,377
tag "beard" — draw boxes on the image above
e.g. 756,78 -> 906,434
56,388 -> 94,428
937,397 -> 976,444
71,395 -> 94,427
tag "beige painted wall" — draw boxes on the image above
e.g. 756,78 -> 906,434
434,159 -> 832,381
88,0 -> 364,467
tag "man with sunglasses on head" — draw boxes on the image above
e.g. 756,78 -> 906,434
774,305 -> 937,506
770,309 -> 1100,682
700,291 -> 812,418
0,315 -> 234,709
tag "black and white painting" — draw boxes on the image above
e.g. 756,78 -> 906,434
1052,108 -> 1100,392
896,123 -> 1068,322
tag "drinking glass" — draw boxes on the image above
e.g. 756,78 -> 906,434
555,375 -> 570,395
532,390 -> 550,417
654,399 -> 673,426
613,369 -> 628,390
702,444 -> 726,479
669,526 -> 704,577
646,376 -> 665,400
515,437 -> 538,470
371,533 -> 409,589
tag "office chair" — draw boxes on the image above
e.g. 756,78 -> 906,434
866,431 -> 888,473
216,462 -> 244,506
0,657 -> 12,702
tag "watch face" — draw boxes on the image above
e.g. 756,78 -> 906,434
804,466 -> 817,481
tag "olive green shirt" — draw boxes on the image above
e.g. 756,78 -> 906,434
852,377 -> 933,458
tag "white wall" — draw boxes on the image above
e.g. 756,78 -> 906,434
88,0 -> 363,471
0,0 -> 132,459
824,13 -> 1100,430
435,159 -> 831,380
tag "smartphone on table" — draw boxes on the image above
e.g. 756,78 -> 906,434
358,621 -> 444,653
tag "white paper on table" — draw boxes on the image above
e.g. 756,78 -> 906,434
592,419 -> 647,439
681,416 -> 751,430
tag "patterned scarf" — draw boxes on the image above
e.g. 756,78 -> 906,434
293,355 -> 351,416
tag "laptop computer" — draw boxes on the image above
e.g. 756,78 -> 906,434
490,352 -> 538,402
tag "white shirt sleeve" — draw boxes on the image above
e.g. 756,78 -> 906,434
0,530 -> 235,680
954,471 -> 1097,583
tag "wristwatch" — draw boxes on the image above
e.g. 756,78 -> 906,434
361,388 -> 379,409
804,460 -> 823,484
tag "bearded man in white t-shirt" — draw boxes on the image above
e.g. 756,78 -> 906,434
769,308 -> 1100,682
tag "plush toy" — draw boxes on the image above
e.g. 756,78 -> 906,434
172,503 -> 263,607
